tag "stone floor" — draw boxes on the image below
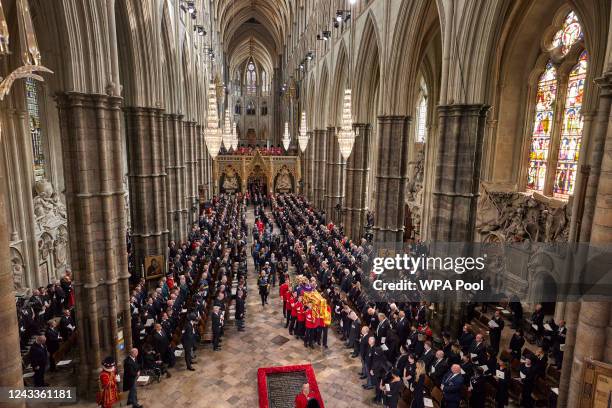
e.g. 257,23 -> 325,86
75,208 -> 377,408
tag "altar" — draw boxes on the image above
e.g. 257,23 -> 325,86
213,149 -> 301,195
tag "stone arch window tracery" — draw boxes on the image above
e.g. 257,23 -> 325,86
415,79 -> 428,144
526,10 -> 587,199
246,60 -> 257,95
262,70 -> 269,95
25,78 -> 46,181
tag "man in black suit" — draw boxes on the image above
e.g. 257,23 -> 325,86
416,301 -> 427,325
235,289 -> 246,331
123,348 -> 142,408
469,334 -> 487,364
28,335 -> 48,387
45,321 -> 61,371
212,305 -> 222,351
375,313 -> 390,346
421,340 -> 435,370
59,309 -> 75,340
152,324 -> 173,368
488,310 -> 505,356
395,310 -> 410,346
430,350 -> 449,385
441,364 -> 464,408
181,317 -> 197,371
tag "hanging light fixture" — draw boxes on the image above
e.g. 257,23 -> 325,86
298,111 -> 309,153
222,107 -> 232,151
282,122 -> 291,151
337,88 -> 355,159
230,123 -> 238,150
204,83 -> 222,159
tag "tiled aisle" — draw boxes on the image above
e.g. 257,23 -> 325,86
77,208 -> 376,408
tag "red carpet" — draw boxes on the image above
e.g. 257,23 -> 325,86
257,364 -> 325,408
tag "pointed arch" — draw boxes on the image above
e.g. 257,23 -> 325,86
330,40 -> 349,127
353,12 -> 381,122
316,62 -> 330,129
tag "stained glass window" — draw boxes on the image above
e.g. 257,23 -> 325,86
527,62 -> 557,192
246,61 -> 257,94
553,50 -> 588,198
262,70 -> 269,95
25,78 -> 45,181
416,95 -> 427,143
552,11 -> 583,56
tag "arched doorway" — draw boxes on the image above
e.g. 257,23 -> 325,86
247,165 -> 267,196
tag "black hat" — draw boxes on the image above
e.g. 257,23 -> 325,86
102,356 -> 116,368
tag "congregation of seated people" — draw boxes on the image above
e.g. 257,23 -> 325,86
270,193 -> 565,408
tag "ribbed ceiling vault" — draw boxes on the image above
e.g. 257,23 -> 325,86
216,0 -> 292,77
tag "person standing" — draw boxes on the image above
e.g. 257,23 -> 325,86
294,383 -> 316,408
441,364 -> 464,408
45,321 -> 61,372
123,348 -> 143,408
97,357 -> 119,408
279,278 -> 290,318
411,361 -> 426,408
212,305 -> 223,351
235,289 -> 246,331
28,335 -> 48,387
304,306 -> 317,348
489,310 -> 505,356
181,317 -> 197,370
257,271 -> 269,306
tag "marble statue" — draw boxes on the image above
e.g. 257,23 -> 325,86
33,179 -> 67,229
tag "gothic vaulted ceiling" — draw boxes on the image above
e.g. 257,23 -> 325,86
216,0 -> 292,75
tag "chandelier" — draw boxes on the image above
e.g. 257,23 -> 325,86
222,108 -> 232,150
204,83 -> 222,159
282,122 -> 290,151
337,89 -> 355,159
230,123 -> 238,150
0,0 -> 52,101
298,111 -> 309,153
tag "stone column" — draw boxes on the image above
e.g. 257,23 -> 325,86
124,107 -> 168,269
343,123 -> 371,240
565,71 -> 612,408
184,121 -> 197,223
305,131 -> 314,200
428,105 -> 489,242
324,126 -> 346,223
0,144 -> 23,403
196,124 -> 204,201
372,116 -> 411,242
164,114 -> 187,243
313,129 -> 327,210
56,93 -> 131,397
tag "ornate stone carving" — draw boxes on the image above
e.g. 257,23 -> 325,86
477,186 -> 571,243
38,232 -> 53,260
10,248 -> 25,292
54,226 -> 68,268
405,150 -> 425,237
33,179 -> 66,230
275,166 -> 293,191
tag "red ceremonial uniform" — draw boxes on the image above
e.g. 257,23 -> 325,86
296,302 -> 305,321
284,293 -> 294,311
97,369 -> 119,408
290,298 -> 298,317
279,282 -> 289,298
295,392 -> 316,408
305,310 -> 317,329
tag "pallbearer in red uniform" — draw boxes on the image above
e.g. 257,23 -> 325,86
288,292 -> 298,335
97,356 -> 119,408
295,295 -> 305,339
279,279 -> 290,318
304,306 -> 317,348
